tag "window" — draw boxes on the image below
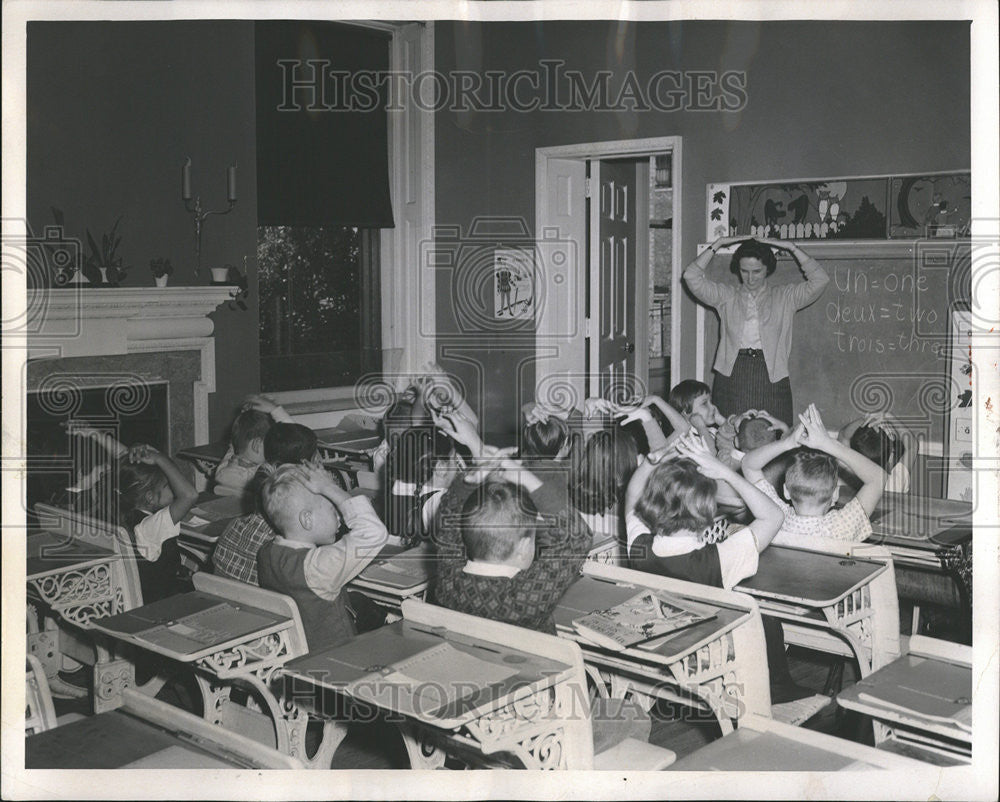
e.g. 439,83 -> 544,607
255,21 -> 393,396
258,225 -> 381,392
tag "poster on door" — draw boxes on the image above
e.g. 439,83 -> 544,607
494,249 -> 534,320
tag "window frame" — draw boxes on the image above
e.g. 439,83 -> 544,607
265,21 -> 435,412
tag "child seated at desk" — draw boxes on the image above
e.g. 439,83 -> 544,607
568,426 -> 639,545
625,432 -> 815,703
742,403 -> 887,542
76,429 -> 199,602
384,425 -> 460,547
214,395 -> 293,498
212,422 -> 319,585
257,463 -> 388,651
429,415 -> 592,634
838,412 -> 915,494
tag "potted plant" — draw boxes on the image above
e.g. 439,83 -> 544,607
210,266 -> 231,283
150,257 -> 174,287
84,216 -> 130,286
224,263 -> 249,311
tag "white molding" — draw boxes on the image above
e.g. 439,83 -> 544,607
25,287 -> 232,445
536,136 -> 682,400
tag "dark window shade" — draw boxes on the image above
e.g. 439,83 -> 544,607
255,21 -> 394,227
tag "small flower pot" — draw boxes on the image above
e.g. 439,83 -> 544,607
211,267 -> 230,283
155,274 -> 169,288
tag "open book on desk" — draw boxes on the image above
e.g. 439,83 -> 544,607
573,590 -> 718,651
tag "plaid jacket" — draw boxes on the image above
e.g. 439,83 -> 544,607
212,513 -> 276,585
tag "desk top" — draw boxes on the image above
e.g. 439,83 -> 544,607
284,619 -> 572,729
668,726 -> 875,771
737,545 -> 885,607
90,590 -> 291,662
351,542 -> 437,592
837,652 -> 972,741
554,575 -> 749,664
181,494 -> 248,542
314,428 -> 381,455
177,441 -> 229,463
27,531 -> 118,580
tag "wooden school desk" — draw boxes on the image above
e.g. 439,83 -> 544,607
736,545 -> 893,676
280,598 -> 674,770
178,493 -> 248,570
553,562 -> 771,734
667,712 -> 926,771
26,683 -> 303,769
86,573 -> 334,765
347,541 -> 437,613
866,491 -> 972,638
836,635 -> 972,765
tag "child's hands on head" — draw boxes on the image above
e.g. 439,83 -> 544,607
127,444 -> 161,464
433,410 -> 481,451
798,403 -> 833,447
524,403 -> 551,425
243,394 -> 280,414
289,463 -> 346,499
617,407 -> 654,426
583,397 -> 622,418
675,432 -> 730,480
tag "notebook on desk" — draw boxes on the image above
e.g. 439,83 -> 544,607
355,544 -> 434,589
94,591 -> 286,657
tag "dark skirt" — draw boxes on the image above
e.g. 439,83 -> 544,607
712,352 -> 793,425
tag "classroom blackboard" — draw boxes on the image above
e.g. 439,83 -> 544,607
701,243 -> 971,447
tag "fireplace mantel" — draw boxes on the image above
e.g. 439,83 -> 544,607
26,287 -> 237,359
26,286 -> 237,444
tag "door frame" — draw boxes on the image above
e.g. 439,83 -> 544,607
535,136 -> 682,403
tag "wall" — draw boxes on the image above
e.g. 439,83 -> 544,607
26,20 -> 259,441
434,20 -> 971,436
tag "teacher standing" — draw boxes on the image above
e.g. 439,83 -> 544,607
683,236 -> 830,425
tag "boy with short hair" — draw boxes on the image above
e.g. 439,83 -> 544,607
742,403 -> 887,541
213,395 -> 293,497
431,456 -> 593,634
256,463 -> 387,651
212,422 -> 320,585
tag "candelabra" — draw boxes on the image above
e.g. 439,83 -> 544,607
181,157 -> 237,276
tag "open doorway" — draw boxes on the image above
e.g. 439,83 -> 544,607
535,137 -> 681,405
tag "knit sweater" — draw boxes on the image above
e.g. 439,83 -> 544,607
430,475 -> 592,634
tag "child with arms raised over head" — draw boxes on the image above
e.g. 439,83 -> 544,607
626,432 -> 819,704
77,428 -> 198,602
742,403 -> 887,541
257,463 -> 387,651
624,432 -> 783,590
212,422 -> 320,585
838,412 -> 915,494
213,395 -> 293,498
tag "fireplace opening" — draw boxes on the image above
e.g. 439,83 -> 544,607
27,378 -> 169,521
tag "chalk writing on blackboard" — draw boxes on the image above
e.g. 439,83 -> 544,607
825,266 -> 948,357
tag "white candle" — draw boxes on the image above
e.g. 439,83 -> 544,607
182,157 -> 192,200
227,163 -> 237,202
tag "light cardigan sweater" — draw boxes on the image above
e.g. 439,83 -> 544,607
684,256 -> 829,381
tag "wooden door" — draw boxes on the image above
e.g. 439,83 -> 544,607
591,158 -> 639,403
